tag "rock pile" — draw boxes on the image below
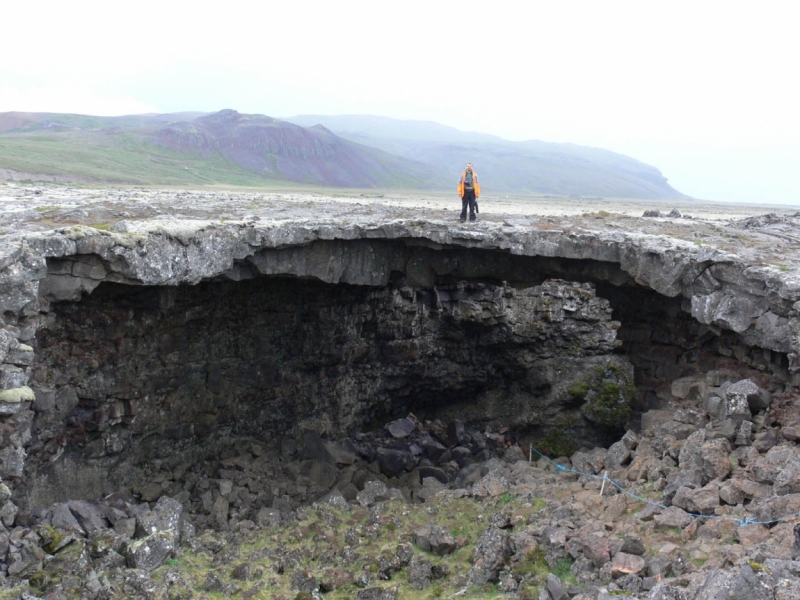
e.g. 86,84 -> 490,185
2,367 -> 800,598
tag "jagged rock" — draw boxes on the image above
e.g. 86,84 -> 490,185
50,502 -> 86,535
416,476 -> 446,503
663,469 -> 703,505
752,492 -> 800,524
694,563 -> 774,600
699,438 -> 733,484
605,440 -> 631,470
320,567 -> 355,592
653,507 -> 693,529
126,530 -> 176,571
210,496 -> 229,530
648,583 -> 689,599
134,496 -> 183,541
419,435 -> 447,461
447,420 -> 470,447
414,525 -> 457,556
729,379 -> 772,412
753,445 -> 795,484
355,588 -> 397,600
504,445 -> 526,463
678,430 -> 707,472
68,500 -> 107,534
735,523 -> 771,546
376,447 -> 413,478
688,486 -> 724,519
774,459 -> 800,496
571,447 -> 608,475
408,555 -> 433,589
291,570 -> 319,593
468,526 -> 512,585
754,429 -> 779,453
582,535 -> 611,567
611,551 -> 646,578
545,573 -> 568,600
708,380 -> 756,423
387,417 -> 416,439
204,572 -> 224,592
255,507 -> 281,527
719,479 -> 746,505
472,470 -> 509,498
356,480 -> 397,506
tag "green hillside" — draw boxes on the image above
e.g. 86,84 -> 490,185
0,130 -> 282,186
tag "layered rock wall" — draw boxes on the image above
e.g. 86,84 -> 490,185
0,217 -> 797,513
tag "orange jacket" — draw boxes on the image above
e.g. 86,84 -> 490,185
457,170 -> 480,198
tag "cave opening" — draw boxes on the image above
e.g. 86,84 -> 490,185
17,246 -> 790,517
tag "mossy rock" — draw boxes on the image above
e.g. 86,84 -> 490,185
564,362 -> 634,428
582,381 -> 632,427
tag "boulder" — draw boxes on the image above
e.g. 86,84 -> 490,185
468,526 -> 512,585
571,447 -> 608,475
545,573 -> 568,600
134,496 -> 183,541
414,525 -> 457,556
605,440 -> 631,470
67,500 -> 107,534
472,471 -> 509,498
686,483 -> 720,515
408,555 -> 433,589
728,379 -> 772,412
774,459 -> 800,496
356,480 -> 395,507
386,417 -> 416,439
126,530 -> 176,571
376,447 -> 413,478
447,419 -> 470,446
753,445 -> 794,484
653,507 -> 693,530
582,535 -> 611,567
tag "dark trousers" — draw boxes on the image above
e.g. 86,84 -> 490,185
460,189 -> 477,221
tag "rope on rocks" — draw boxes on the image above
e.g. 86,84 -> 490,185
527,444 -> 800,527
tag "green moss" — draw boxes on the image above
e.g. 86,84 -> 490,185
538,429 -> 579,458
37,524 -> 66,554
748,560 -> 773,576
567,382 -> 590,400
577,364 -> 634,428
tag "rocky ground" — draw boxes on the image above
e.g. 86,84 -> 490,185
2,181 -> 799,271
1,182 -> 800,599
2,370 -> 800,599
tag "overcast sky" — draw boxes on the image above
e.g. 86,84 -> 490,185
2,1 -> 798,205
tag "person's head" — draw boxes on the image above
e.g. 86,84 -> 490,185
466,163 -> 473,172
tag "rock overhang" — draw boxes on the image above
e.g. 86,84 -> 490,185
12,215 -> 799,362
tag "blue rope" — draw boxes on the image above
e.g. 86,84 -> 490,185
527,443 -> 800,527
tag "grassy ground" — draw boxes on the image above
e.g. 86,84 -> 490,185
0,131 -> 284,187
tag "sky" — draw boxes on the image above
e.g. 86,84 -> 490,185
1,1 -> 798,205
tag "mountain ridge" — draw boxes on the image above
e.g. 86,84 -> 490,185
0,109 -> 440,189
0,109 -> 688,198
287,114 -> 688,199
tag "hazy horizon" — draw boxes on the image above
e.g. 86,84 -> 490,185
1,1 -> 798,205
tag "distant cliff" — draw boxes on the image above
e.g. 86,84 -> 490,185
288,114 -> 689,199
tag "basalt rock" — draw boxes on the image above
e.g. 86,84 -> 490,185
0,190 -> 798,594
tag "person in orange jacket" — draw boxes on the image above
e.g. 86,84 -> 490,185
457,162 -> 481,222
